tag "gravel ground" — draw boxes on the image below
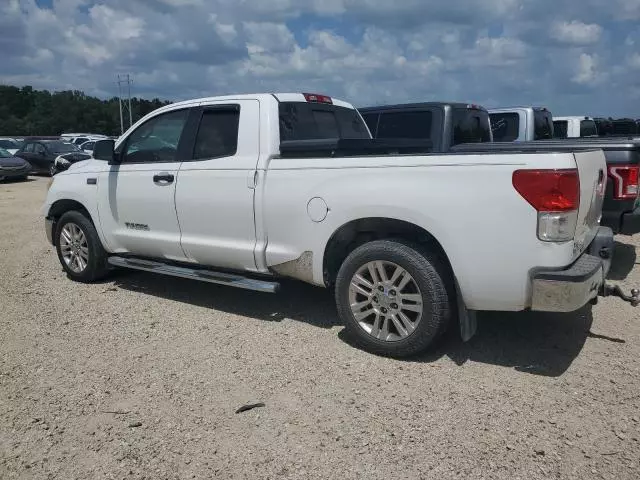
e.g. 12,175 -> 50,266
1,176 -> 639,480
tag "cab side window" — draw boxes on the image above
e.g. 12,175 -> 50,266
122,109 -> 189,164
192,108 -> 240,160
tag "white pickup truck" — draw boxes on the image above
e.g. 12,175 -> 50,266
42,92 -> 632,357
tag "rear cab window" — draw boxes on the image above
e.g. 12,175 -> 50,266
553,121 -> 568,138
534,109 -> 554,140
376,111 -> 433,139
490,113 -> 520,142
452,107 -> 491,145
278,102 -> 369,142
580,120 -> 598,137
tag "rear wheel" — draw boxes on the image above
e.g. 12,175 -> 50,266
55,211 -> 109,282
335,240 -> 452,357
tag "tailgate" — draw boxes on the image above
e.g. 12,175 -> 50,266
573,150 -> 607,257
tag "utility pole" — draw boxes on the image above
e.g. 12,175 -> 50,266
117,74 -> 133,134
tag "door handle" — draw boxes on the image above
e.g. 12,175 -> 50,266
153,172 -> 174,184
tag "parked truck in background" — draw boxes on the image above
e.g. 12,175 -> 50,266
488,106 -> 554,142
359,102 -> 492,152
41,92 -> 637,358
553,116 -> 599,139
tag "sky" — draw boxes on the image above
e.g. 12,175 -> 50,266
1,0 -> 639,117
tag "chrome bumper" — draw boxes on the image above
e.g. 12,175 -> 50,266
45,217 -> 54,245
530,227 -> 613,313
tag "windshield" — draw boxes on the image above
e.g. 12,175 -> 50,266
0,147 -> 13,158
279,102 -> 370,142
46,141 -> 81,153
0,139 -> 18,149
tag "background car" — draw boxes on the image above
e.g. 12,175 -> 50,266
79,140 -> 96,155
0,147 -> 31,182
14,139 -> 91,176
0,138 -> 22,155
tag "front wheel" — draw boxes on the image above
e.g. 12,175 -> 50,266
55,211 -> 110,282
335,240 -> 452,358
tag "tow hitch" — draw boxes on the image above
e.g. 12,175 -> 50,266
602,284 -> 640,307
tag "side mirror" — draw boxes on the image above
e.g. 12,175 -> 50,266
93,139 -> 118,163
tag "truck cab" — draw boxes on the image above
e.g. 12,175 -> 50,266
553,116 -> 599,139
489,106 -> 554,142
359,102 -> 492,152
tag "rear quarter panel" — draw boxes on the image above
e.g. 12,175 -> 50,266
263,152 -> 580,311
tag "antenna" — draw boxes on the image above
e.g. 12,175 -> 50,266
117,74 -> 134,134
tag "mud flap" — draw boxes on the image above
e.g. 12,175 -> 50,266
455,279 -> 477,342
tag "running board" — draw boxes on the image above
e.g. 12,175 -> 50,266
107,256 -> 280,293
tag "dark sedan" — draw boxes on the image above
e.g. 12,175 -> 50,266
15,139 -> 91,176
0,148 -> 31,182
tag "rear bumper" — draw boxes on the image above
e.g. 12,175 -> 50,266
602,205 -> 640,235
530,227 -> 613,312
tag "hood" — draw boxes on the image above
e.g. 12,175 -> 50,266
0,156 -> 30,168
59,152 -> 92,163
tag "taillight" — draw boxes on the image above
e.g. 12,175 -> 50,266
512,169 -> 580,242
608,165 -> 639,200
303,93 -> 333,104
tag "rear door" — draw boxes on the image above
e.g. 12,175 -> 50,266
175,100 -> 260,271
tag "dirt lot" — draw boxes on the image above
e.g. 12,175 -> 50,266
1,176 -> 639,480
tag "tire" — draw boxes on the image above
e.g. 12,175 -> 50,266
55,211 -> 110,283
335,239 -> 452,358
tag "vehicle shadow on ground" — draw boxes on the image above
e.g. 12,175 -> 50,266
114,271 -> 595,377
607,240 -> 637,280
404,308 -> 596,377
113,272 -> 340,329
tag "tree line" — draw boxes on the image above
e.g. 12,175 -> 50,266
0,85 -> 172,137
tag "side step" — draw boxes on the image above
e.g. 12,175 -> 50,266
107,256 -> 280,293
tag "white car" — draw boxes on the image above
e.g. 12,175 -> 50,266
42,92 -> 633,357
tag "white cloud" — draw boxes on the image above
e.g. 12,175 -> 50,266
572,53 -> 604,85
551,21 -> 603,45
0,1 -> 638,116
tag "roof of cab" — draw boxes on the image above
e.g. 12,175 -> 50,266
359,102 -> 487,112
163,93 -> 355,111
554,116 -> 594,121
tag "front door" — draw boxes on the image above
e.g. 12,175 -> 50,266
97,108 -> 191,261
175,100 -> 260,271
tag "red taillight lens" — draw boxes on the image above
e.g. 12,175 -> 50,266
512,169 -> 580,212
303,93 -> 333,104
608,165 -> 639,200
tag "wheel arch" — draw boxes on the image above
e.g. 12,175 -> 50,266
47,199 -> 94,246
322,217 -> 453,287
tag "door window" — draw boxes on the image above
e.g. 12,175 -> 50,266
24,143 -> 35,153
34,143 -> 46,155
192,108 -> 240,160
122,109 -> 189,164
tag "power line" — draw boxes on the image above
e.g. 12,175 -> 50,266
117,74 -> 133,135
